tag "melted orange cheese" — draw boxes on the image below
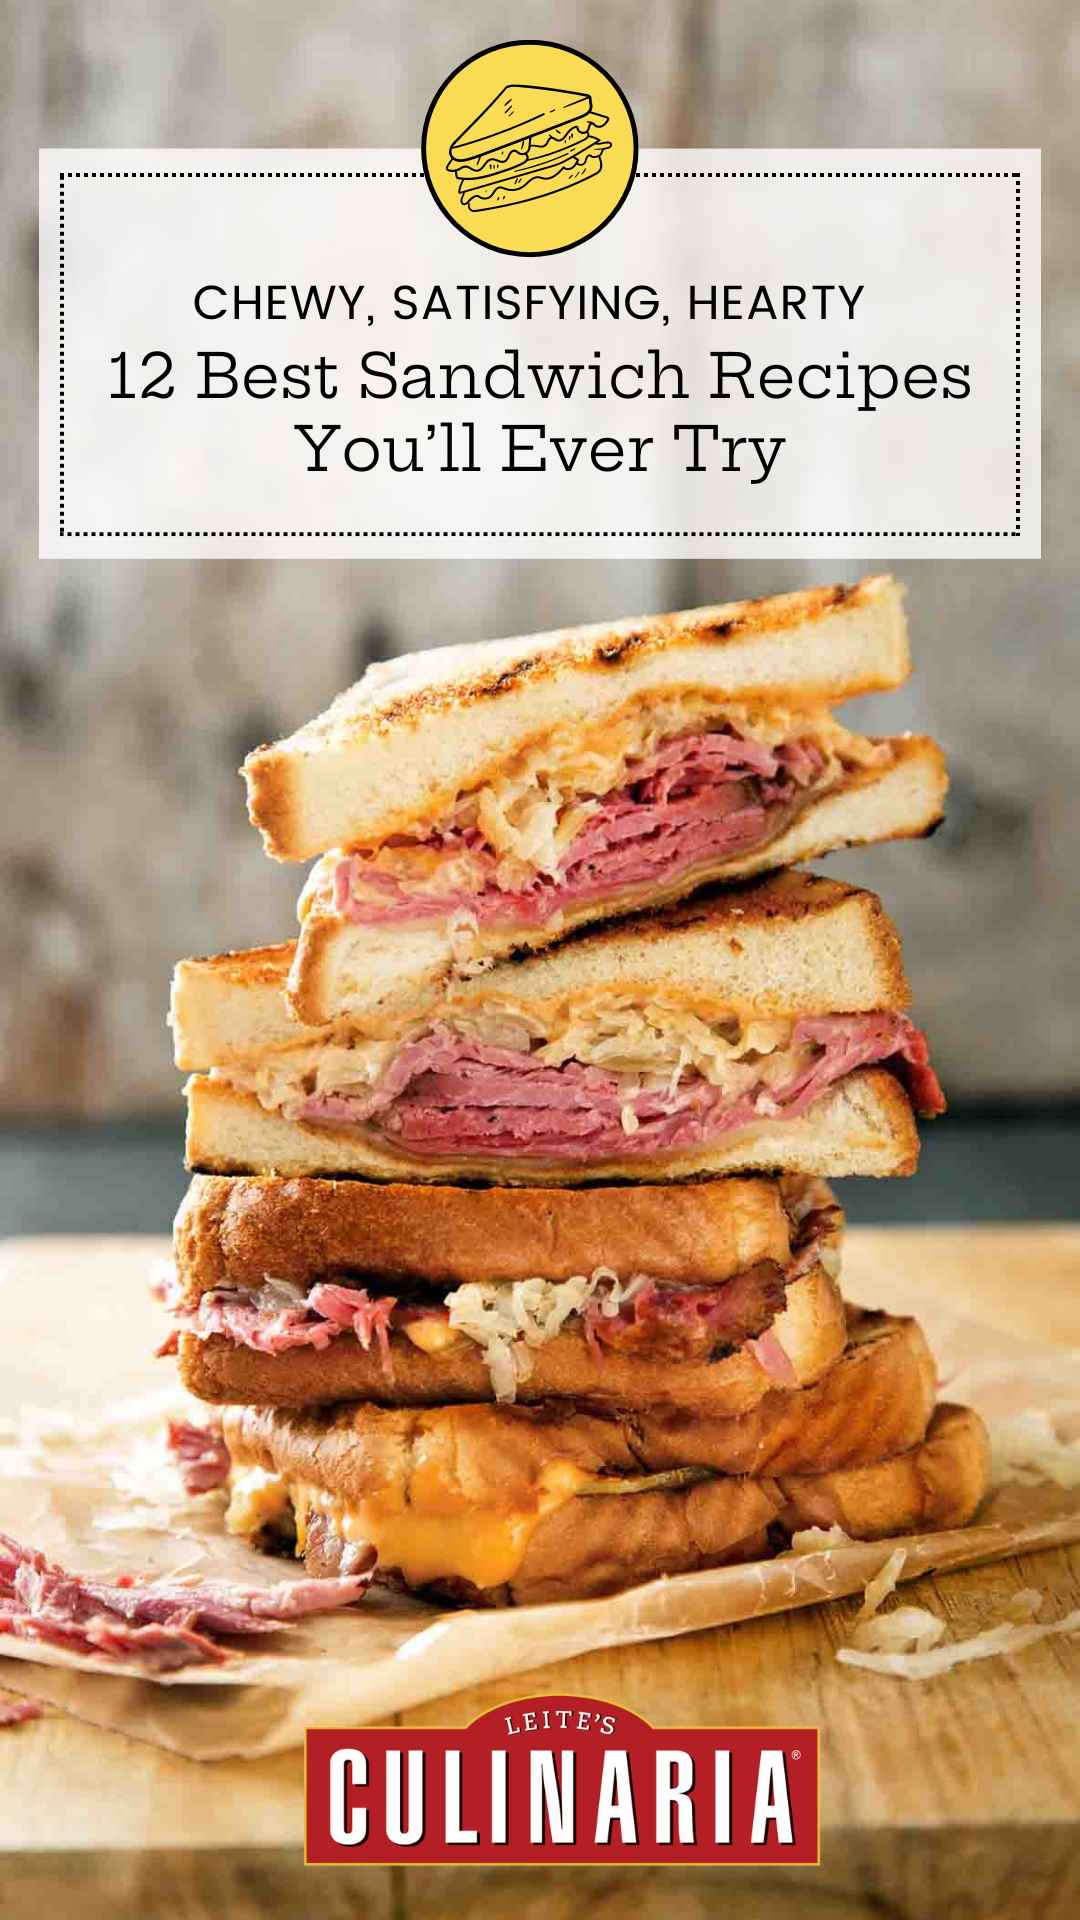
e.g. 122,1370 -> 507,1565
224,1464 -> 291,1536
293,1457 -> 587,1590
226,1457 -> 713,1591
400,1317 -> 467,1355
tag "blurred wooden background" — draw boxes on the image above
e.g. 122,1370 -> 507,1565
1,2 -> 1075,1116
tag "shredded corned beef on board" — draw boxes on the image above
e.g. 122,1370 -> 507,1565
166,1419 -> 231,1495
0,1531 -> 372,1674
332,728 -> 828,927
0,1694 -> 43,1727
298,1011 -> 944,1161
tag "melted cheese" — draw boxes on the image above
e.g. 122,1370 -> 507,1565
292,1458 -> 588,1590
227,1455 -> 714,1591
400,1317 -> 467,1355
225,1465 -> 291,1537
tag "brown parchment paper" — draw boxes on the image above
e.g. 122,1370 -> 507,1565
0,1235 -> 1077,1760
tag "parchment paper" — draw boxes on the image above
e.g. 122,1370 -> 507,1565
0,1236 -> 1077,1760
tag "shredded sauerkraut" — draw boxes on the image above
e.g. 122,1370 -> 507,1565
988,1409 -> 1080,1489
856,1546 -> 908,1621
452,1001 -> 795,1093
837,1597 -> 1080,1680
784,1526 -> 854,1554
222,1034 -> 411,1118
446,1268 -> 653,1402
849,1606 -> 946,1655
451,697 -> 883,882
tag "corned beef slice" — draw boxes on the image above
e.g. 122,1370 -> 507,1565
166,1418 -> 230,1494
0,1695 -> 43,1727
334,729 -> 827,926
584,1262 -> 786,1361
0,1531 -> 371,1673
183,1283 -> 397,1367
300,1012 -> 943,1160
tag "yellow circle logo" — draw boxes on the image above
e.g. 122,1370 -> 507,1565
422,41 -> 637,256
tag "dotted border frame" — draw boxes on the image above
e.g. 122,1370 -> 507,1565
57,168 -> 1024,540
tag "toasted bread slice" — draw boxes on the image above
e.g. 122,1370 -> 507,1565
775,1403 -> 991,1542
185,1064 -> 920,1183
172,872 -> 911,1070
451,871 -> 910,1024
179,1264 -> 847,1418
221,1399 -> 989,1605
610,1310 -> 938,1475
243,576 -> 909,861
289,737 -> 944,1026
173,1170 -> 799,1303
450,85 -> 592,163
171,943 -> 307,1073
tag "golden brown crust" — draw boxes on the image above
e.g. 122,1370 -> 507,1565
505,1480 -> 779,1603
504,1403 -> 986,1607
777,1403 -> 990,1538
224,1396 -> 989,1606
173,1170 -> 796,1303
247,578 -> 897,756
509,867 -> 898,959
598,1310 -> 937,1475
170,943 -> 323,1075
179,1262 -> 846,1417
176,943 -> 295,989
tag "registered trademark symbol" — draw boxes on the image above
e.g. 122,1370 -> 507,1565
791,1750 -> 801,1760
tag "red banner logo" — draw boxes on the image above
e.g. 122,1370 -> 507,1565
306,1695 -> 818,1864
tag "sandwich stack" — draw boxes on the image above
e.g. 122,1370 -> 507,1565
165,576 -> 990,1606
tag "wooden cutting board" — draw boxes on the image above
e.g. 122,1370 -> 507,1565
1,1226 -> 1078,1920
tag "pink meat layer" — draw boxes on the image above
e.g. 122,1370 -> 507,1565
0,1531 -> 371,1673
332,729 -> 828,928
166,1419 -> 230,1494
179,1285 -> 397,1361
299,1013 -> 944,1162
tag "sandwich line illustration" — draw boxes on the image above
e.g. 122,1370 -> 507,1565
164,574 -> 990,1608
447,84 -> 611,213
